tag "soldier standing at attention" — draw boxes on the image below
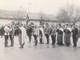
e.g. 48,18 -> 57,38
4,25 -> 9,47
44,23 -> 50,44
72,24 -> 78,47
33,25 -> 39,46
27,22 -> 34,43
50,24 -> 56,46
8,22 -> 15,47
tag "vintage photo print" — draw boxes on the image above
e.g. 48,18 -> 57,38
0,0 -> 80,60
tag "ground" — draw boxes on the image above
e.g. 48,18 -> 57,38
0,36 -> 80,60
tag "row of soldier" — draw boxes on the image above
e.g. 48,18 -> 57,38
2,22 -> 79,48
27,23 -> 79,47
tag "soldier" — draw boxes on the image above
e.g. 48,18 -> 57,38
44,23 -> 50,44
72,24 -> 78,47
33,25 -> 39,46
4,25 -> 9,47
8,22 -> 15,47
50,24 -> 56,46
27,22 -> 34,43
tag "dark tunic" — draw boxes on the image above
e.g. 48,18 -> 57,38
72,28 -> 78,47
17,27 -> 22,35
27,27 -> 33,36
57,29 -> 63,34
64,29 -> 71,34
64,29 -> 71,46
50,28 -> 56,45
72,28 -> 78,37
0,26 -> 4,35
56,29 -> 63,45
44,27 -> 50,44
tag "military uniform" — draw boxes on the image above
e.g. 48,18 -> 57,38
9,25 -> 15,47
50,28 -> 56,45
4,25 -> 9,47
44,27 -> 50,44
72,27 -> 78,47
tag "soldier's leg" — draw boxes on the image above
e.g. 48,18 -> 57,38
73,37 -> 77,47
59,35 -> 62,45
35,36 -> 38,46
34,35 -> 37,46
40,38 -> 42,43
61,35 -> 63,45
53,35 -> 56,45
29,35 -> 31,43
57,34 -> 59,45
4,35 -> 8,47
10,35 -> 14,47
45,34 -> 49,44
51,35 -> 54,45
39,35 -> 42,44
66,35 -> 70,46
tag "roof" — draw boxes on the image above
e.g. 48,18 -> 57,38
0,10 -> 56,21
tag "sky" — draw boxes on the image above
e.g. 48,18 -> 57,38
0,0 -> 80,15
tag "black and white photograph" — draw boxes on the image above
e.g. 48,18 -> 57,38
0,0 -> 80,60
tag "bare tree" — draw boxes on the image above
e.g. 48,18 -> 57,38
12,11 -> 26,21
11,6 -> 27,23
56,4 -> 80,23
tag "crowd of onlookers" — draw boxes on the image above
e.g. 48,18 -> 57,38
0,21 -> 80,48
